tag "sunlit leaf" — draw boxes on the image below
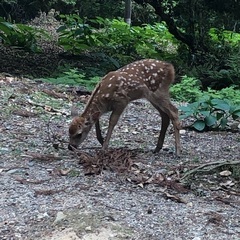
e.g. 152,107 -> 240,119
205,115 -> 217,126
193,120 -> 205,131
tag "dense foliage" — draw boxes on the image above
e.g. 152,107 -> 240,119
180,98 -> 240,131
0,17 -> 48,51
134,0 -> 240,89
171,76 -> 240,131
57,15 -> 177,65
0,0 -> 240,131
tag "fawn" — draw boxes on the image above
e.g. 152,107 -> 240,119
68,59 -> 181,156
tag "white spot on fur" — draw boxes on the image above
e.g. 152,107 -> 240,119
151,79 -> 156,84
108,84 -> 112,88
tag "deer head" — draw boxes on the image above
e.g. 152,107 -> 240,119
68,117 -> 90,150
68,110 -> 100,150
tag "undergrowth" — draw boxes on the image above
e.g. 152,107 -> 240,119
171,76 -> 240,131
40,68 -> 100,90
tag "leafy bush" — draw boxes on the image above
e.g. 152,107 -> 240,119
40,68 -> 100,90
209,28 -> 240,46
0,17 -> 48,52
57,16 -> 178,64
172,75 -> 240,131
171,75 -> 240,105
180,97 -> 240,131
97,18 -> 178,62
57,14 -> 97,54
192,28 -> 240,89
171,75 -> 202,102
206,87 -> 240,105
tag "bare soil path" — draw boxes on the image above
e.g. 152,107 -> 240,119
0,74 -> 240,240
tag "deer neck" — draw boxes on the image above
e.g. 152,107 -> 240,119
81,101 -> 102,124
81,81 -> 111,124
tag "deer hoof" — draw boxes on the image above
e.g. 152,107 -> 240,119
68,144 -> 77,151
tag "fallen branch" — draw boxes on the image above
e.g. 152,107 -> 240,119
21,152 -> 62,161
27,99 -> 68,115
42,89 -> 68,100
34,187 -> 67,196
180,160 -> 240,181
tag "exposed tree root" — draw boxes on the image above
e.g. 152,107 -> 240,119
180,160 -> 240,181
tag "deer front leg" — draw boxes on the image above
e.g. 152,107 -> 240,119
95,120 -> 104,146
102,108 -> 124,150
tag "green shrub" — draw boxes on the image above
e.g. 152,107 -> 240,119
171,75 -> 240,105
206,87 -> 240,105
195,28 -> 240,89
57,16 -> 178,64
171,75 -> 202,102
40,68 -> 100,90
180,96 -> 240,131
57,14 -> 97,54
0,17 -> 48,52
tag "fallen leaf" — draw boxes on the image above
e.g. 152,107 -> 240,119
12,109 -> 38,117
59,169 -> 71,176
220,180 -> 235,187
219,170 -> 232,177
163,192 -> 187,204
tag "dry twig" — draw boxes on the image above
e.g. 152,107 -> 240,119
180,160 -> 240,181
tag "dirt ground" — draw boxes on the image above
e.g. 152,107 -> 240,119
0,14 -> 240,239
0,73 -> 240,240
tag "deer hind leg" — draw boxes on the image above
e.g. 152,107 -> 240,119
150,104 -> 170,153
95,120 -> 104,146
150,96 -> 181,156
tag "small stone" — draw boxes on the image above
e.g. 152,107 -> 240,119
219,170 -> 232,177
85,226 -> 92,231
180,129 -> 186,134
53,211 -> 66,224
147,208 -> 153,214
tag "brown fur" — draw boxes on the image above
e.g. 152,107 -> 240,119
68,59 -> 181,156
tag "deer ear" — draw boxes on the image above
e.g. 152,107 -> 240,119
71,105 -> 79,117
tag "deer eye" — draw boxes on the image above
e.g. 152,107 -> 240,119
85,121 -> 91,126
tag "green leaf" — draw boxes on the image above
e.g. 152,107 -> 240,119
200,110 -> 210,117
57,26 -> 67,32
193,120 -> 206,131
220,117 -> 228,129
211,99 -> 230,111
205,115 -> 217,126
180,114 -> 189,120
229,105 -> 239,114
179,105 -> 192,112
232,109 -> 240,120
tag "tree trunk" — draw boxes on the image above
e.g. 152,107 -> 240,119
124,0 -> 132,25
